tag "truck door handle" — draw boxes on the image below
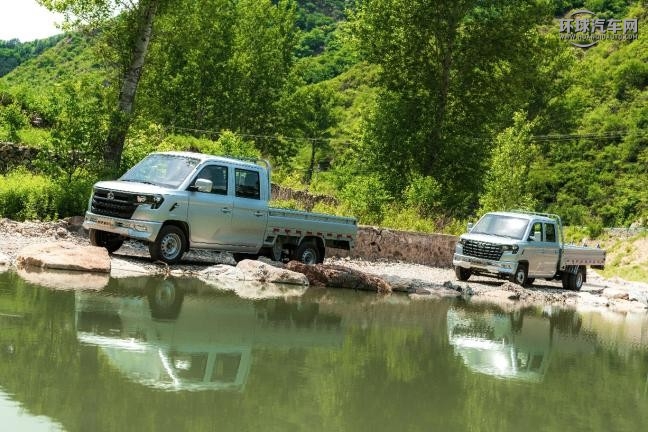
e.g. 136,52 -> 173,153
254,211 -> 265,217
222,208 -> 231,213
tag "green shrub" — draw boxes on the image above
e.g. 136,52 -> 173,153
381,205 -> 436,233
338,174 -> 391,225
0,169 -> 94,221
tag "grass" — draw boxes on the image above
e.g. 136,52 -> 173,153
598,231 -> 648,283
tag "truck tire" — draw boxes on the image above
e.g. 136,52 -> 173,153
511,264 -> 528,286
562,266 -> 584,291
292,241 -> 320,265
89,228 -> 124,253
455,266 -> 471,281
149,225 -> 186,264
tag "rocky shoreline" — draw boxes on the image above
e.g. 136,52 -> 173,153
1,217 -> 648,313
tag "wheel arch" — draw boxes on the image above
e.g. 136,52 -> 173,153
302,236 -> 325,262
159,220 -> 190,248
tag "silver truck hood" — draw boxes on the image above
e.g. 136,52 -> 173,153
460,233 -> 518,246
93,180 -> 173,195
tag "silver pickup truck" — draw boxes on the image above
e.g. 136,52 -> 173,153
453,211 -> 606,290
83,151 -> 357,264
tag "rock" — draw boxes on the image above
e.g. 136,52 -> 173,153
602,288 -> 630,300
56,227 -> 68,238
17,267 -> 109,291
628,290 -> 648,306
198,264 -> 306,299
236,259 -> 309,285
16,241 -> 111,273
285,261 -> 391,293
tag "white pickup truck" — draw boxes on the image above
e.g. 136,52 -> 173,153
453,211 -> 606,290
83,151 -> 357,264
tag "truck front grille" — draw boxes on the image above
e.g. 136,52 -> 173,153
463,240 -> 503,261
91,188 -> 138,219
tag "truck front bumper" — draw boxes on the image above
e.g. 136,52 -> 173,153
452,253 -> 517,277
83,212 -> 162,243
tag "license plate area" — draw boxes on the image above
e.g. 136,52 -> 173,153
93,217 -> 115,228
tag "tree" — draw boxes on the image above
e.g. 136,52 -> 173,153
352,0 -> 555,215
39,0 -> 164,172
38,80 -> 110,183
137,0 -> 298,158
278,83 -> 340,184
0,101 -> 27,142
479,112 -> 538,214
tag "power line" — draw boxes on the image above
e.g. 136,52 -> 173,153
164,125 -> 648,145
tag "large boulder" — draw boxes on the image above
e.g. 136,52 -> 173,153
286,261 -> 391,293
198,263 -> 307,299
16,241 -> 111,273
236,259 -> 309,285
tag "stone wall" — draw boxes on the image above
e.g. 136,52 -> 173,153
328,226 -> 458,268
0,142 -> 40,174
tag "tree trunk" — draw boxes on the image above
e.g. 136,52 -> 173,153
304,140 -> 317,185
104,0 -> 159,172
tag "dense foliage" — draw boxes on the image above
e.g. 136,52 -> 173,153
0,0 -> 645,231
0,35 -> 64,77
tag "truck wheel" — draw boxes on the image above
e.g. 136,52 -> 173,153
562,267 -> 584,291
293,241 -> 320,265
149,225 -> 186,264
89,228 -> 124,253
511,264 -> 528,286
455,266 -> 471,281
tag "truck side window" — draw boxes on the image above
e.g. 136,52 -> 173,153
529,222 -> 543,241
545,223 -> 556,243
235,169 -> 260,200
195,165 -> 228,195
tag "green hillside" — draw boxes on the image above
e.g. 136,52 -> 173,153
0,35 -> 64,77
0,0 -> 646,232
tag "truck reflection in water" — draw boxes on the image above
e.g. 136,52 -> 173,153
447,304 -> 590,382
75,278 -> 342,392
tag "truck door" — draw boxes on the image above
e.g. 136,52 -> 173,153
231,168 -> 268,252
540,222 -> 560,275
525,221 -> 545,276
187,164 -> 234,246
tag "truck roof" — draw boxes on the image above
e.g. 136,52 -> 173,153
487,211 -> 558,224
154,151 -> 267,171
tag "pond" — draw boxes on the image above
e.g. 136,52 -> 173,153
0,271 -> 647,432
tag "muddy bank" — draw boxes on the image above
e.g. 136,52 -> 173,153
1,218 -> 647,313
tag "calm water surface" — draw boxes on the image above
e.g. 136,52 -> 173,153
1,271 -> 647,432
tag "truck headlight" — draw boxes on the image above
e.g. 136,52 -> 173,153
136,194 -> 165,209
502,245 -> 519,254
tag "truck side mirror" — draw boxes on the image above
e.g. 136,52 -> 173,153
192,178 -> 213,193
467,222 -> 474,232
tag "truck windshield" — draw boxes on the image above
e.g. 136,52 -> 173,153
471,214 -> 529,240
120,154 -> 200,188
